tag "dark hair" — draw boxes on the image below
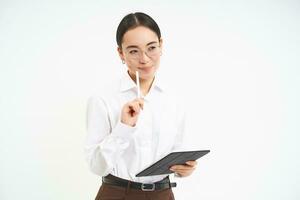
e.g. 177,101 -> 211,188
116,12 -> 161,48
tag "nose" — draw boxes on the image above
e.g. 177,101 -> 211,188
139,51 -> 151,64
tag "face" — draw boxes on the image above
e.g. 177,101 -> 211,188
118,26 -> 163,81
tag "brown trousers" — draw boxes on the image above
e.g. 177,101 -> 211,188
95,183 -> 175,200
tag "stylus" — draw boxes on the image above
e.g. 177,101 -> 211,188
136,71 -> 141,98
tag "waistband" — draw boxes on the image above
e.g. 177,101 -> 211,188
102,174 -> 177,191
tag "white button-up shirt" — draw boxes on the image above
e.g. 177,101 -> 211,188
85,71 -> 186,183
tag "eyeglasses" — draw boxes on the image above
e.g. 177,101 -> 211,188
124,44 -> 161,60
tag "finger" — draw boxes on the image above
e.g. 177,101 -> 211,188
171,166 -> 195,171
132,101 -> 142,112
171,168 -> 194,173
139,101 -> 144,110
170,165 -> 196,170
134,98 -> 144,110
171,164 -> 194,169
129,102 -> 142,116
129,100 -> 141,111
186,160 -> 197,166
128,104 -> 140,116
170,168 -> 195,176
127,106 -> 136,117
128,101 -> 139,111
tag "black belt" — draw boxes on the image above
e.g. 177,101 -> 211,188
102,174 -> 177,191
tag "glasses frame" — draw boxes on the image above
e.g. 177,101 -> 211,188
123,43 -> 161,60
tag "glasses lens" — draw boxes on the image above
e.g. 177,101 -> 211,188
146,45 -> 160,57
127,45 -> 160,60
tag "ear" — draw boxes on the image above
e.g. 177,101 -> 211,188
117,46 -> 125,62
159,38 -> 163,48
159,38 -> 163,55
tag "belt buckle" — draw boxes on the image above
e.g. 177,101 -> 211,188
141,183 -> 155,191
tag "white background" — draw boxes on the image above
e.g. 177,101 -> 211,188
0,0 -> 299,199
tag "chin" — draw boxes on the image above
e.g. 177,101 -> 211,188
128,66 -> 158,80
141,66 -> 158,76
141,70 -> 157,80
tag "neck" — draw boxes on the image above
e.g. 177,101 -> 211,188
140,77 -> 155,96
128,71 -> 155,96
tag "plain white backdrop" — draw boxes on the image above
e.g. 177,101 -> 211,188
0,0 -> 299,199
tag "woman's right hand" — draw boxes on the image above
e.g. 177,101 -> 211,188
121,98 -> 144,127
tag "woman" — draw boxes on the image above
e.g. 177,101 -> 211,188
85,12 -> 197,200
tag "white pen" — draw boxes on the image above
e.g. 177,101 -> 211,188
136,71 -> 141,98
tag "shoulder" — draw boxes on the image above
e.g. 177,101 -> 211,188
87,77 -> 123,111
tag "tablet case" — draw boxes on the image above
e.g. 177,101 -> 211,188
136,150 -> 210,177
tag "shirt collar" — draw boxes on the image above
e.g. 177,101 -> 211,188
119,70 -> 165,93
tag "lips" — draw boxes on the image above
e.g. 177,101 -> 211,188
138,66 -> 153,72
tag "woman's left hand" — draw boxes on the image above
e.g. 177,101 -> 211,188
169,160 -> 197,177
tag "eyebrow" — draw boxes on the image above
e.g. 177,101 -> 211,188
125,41 -> 158,49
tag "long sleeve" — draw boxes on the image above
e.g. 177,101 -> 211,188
171,105 -> 187,179
84,96 -> 136,176
171,105 -> 187,152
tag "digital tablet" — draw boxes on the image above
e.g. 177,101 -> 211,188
136,150 -> 210,177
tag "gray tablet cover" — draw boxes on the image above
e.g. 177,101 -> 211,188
136,150 -> 210,177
